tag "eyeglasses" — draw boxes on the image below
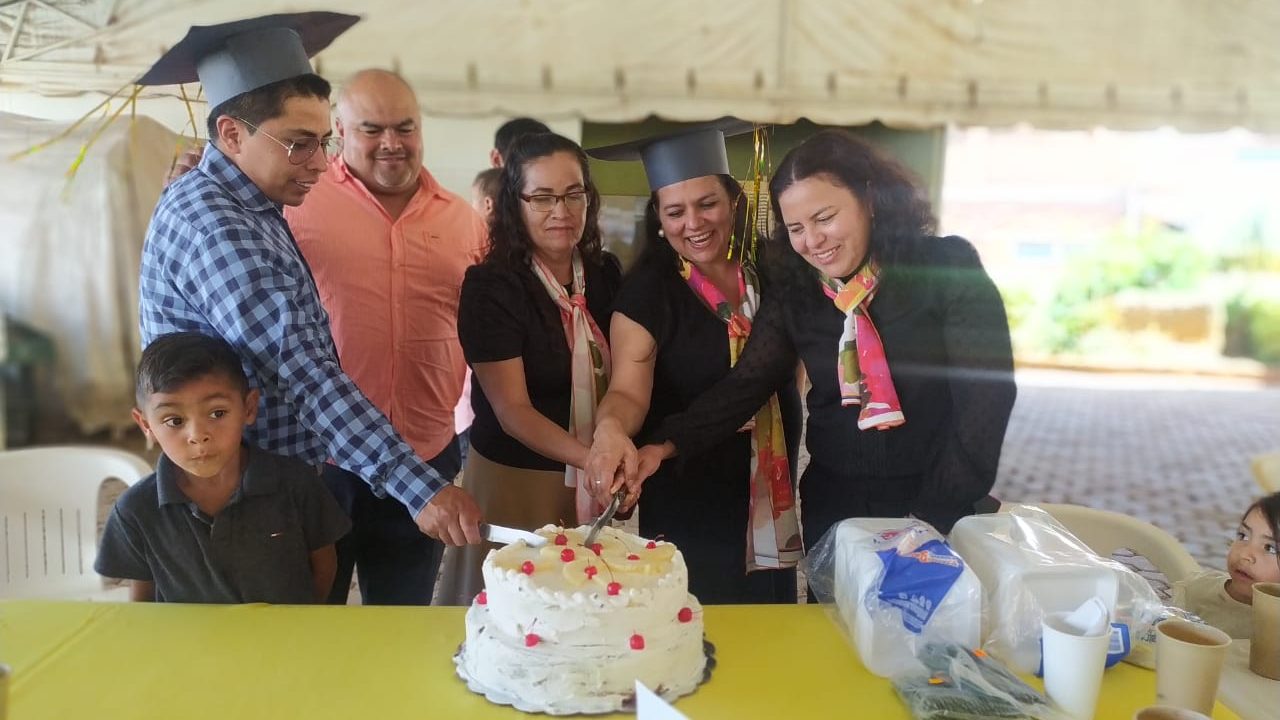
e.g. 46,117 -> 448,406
520,191 -> 589,213
233,117 -> 342,165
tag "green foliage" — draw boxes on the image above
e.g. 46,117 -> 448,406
1226,290 -> 1280,366
1046,228 -> 1208,352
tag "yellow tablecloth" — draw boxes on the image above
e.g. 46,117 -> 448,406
0,601 -> 1241,719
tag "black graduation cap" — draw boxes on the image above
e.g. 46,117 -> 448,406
136,11 -> 360,108
587,117 -> 755,192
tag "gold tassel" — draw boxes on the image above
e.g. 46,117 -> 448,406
64,85 -> 143,181
730,125 -> 772,267
7,80 -> 134,162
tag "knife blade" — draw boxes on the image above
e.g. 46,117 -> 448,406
481,523 -> 548,547
583,489 -> 626,547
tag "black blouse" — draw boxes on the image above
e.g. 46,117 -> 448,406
655,236 -> 1016,532
458,254 -> 622,471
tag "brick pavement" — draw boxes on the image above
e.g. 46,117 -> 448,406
993,370 -> 1280,571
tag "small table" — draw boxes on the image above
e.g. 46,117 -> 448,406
0,601 -> 1243,719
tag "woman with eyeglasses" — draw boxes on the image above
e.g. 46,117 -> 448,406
435,133 -> 623,604
584,121 -> 804,604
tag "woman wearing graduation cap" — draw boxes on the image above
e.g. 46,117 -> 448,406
587,121 -> 804,604
435,132 -> 623,604
590,129 -> 1016,562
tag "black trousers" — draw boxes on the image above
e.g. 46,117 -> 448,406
322,435 -> 462,605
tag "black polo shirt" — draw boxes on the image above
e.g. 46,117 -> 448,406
95,446 -> 351,604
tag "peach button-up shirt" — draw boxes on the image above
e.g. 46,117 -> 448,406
285,158 -> 487,463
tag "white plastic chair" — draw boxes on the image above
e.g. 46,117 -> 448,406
1013,502 -> 1202,584
1251,451 -> 1280,494
0,445 -> 152,599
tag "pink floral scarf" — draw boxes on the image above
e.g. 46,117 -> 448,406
819,263 -> 905,431
681,259 -> 802,570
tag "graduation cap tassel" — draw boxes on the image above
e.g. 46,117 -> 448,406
733,125 -> 771,267
63,83 -> 143,189
179,83 -> 200,141
7,80 -> 134,162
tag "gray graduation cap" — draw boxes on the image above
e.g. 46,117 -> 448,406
136,11 -> 360,108
587,117 -> 755,192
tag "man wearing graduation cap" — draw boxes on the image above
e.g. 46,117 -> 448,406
136,12 -> 484,551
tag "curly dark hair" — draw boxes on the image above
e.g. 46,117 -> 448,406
486,132 -> 604,271
767,129 -> 936,282
637,174 -> 752,271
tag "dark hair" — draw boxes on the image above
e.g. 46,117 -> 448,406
767,129 -> 936,281
486,132 -> 604,271
638,174 -> 751,270
206,74 -> 332,140
1242,491 -> 1280,571
473,167 -> 503,202
494,117 -> 552,159
136,332 -> 249,407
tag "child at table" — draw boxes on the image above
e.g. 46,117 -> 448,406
96,332 -> 350,603
1172,491 -> 1280,638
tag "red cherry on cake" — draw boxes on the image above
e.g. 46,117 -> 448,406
627,553 -> 640,561
629,633 -> 645,650
554,533 -> 568,546
477,591 -> 488,606
645,541 -> 657,549
584,565 -> 598,579
560,548 -> 575,562
525,633 -> 540,647
590,543 -> 603,556
607,582 -> 622,596
520,561 -> 535,575
677,607 -> 693,623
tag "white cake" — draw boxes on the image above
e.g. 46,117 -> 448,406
455,525 -> 707,715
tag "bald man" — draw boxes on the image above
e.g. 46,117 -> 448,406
284,69 -> 488,605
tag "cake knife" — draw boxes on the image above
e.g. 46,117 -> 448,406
584,489 -> 626,547
480,523 -> 548,547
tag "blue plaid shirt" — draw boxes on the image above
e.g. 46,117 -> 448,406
139,144 -> 446,516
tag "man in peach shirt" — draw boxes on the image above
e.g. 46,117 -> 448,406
286,69 -> 487,605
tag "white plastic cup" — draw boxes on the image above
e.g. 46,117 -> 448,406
1041,611 -> 1111,720
1132,706 -> 1211,720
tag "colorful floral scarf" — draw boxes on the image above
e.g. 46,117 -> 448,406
819,262 -> 905,431
681,259 -> 802,571
530,252 -> 612,523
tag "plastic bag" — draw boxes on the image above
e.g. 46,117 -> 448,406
948,505 -> 1171,672
804,518 -> 983,677
892,642 -> 1069,720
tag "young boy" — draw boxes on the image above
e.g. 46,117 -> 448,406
96,331 -> 351,603
471,167 -> 502,224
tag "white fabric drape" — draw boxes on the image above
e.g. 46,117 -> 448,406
2,0 -> 1278,132
0,113 -> 175,435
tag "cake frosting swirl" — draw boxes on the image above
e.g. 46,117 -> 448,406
455,524 -> 707,715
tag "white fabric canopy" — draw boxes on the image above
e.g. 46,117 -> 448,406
1,0 -> 1277,132
0,112 -> 175,435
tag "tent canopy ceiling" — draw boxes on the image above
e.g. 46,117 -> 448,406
1,0 -> 1278,132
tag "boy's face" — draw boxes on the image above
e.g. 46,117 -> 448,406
1226,507 -> 1280,602
132,373 -> 259,481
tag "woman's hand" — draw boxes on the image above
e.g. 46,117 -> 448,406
616,442 -> 670,513
585,418 -> 637,505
